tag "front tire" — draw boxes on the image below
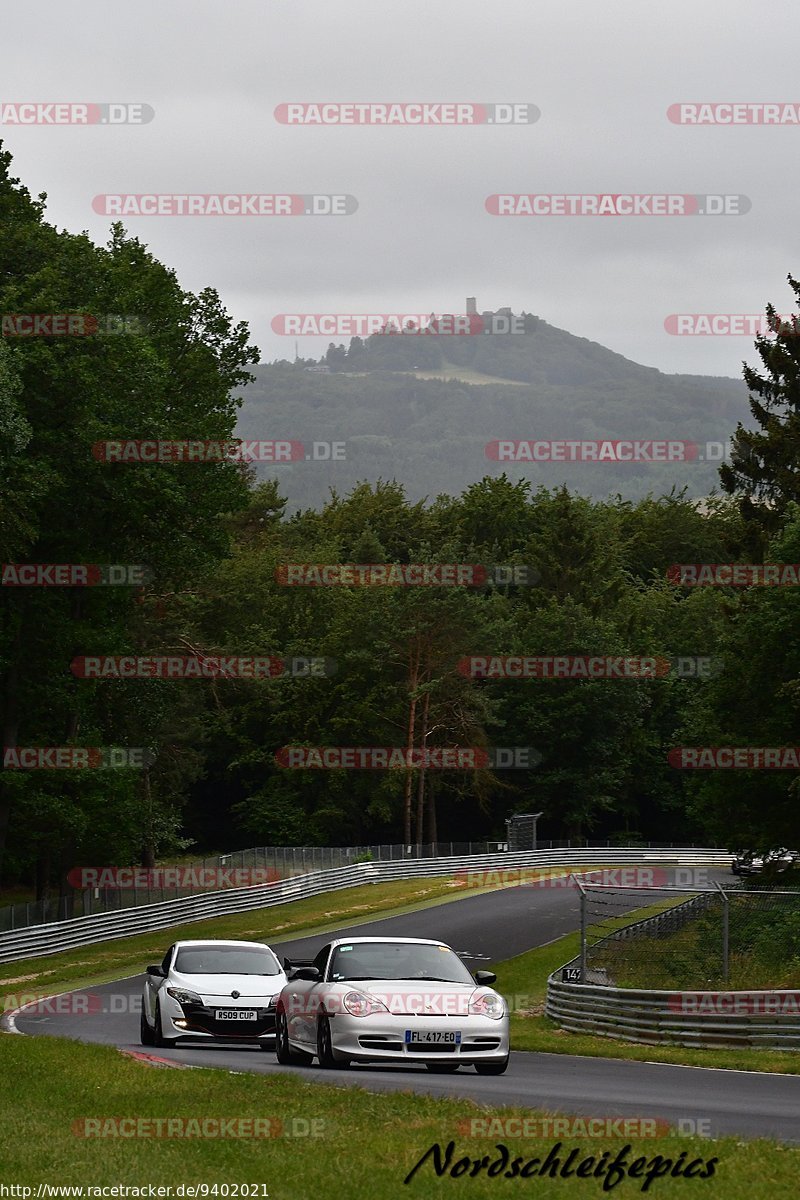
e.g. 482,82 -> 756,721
475,1055 -> 509,1076
140,1006 -> 155,1046
275,1010 -> 313,1066
316,1014 -> 349,1068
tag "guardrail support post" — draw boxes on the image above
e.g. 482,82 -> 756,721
713,879 -> 729,983
569,873 -> 587,983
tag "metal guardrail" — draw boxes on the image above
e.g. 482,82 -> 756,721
546,886 -> 800,1050
0,838 -> 724,933
546,976 -> 800,1051
0,846 -> 730,966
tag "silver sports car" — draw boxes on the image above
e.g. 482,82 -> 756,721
274,935 -> 509,1074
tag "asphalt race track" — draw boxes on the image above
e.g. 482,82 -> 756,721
11,869 -> 800,1143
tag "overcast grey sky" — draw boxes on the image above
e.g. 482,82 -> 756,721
1,0 -> 798,377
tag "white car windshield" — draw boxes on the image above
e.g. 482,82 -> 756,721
174,945 -> 282,975
329,942 -> 475,984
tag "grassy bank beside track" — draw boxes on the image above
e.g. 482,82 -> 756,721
0,1033 -> 796,1196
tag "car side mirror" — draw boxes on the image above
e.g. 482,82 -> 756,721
146,964 -> 166,977
474,970 -> 497,985
290,966 -> 321,982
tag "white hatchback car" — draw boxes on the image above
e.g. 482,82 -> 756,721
141,939 -> 287,1050
275,936 -> 509,1074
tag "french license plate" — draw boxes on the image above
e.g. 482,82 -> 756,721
215,1009 -> 258,1021
405,1030 -> 461,1044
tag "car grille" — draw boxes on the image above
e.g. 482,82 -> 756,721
181,1005 -> 276,1038
461,1037 -> 502,1052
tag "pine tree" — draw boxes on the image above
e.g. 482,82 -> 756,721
719,274 -> 800,534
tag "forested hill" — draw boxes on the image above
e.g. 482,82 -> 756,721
237,311 -> 750,510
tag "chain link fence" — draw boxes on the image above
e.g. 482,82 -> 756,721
573,876 -> 800,990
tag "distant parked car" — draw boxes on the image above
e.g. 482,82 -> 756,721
274,935 -> 509,1074
141,939 -> 287,1049
731,848 -> 799,876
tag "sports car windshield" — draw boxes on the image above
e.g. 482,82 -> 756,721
328,942 -> 475,984
173,945 -> 282,975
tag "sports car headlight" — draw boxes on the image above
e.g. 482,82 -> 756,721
469,992 -> 506,1020
166,987 -> 204,1007
342,991 -> 389,1017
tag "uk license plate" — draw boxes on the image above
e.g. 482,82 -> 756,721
405,1030 -> 461,1044
216,1009 -> 258,1021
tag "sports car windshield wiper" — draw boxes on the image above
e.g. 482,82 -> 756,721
406,975 -> 465,983
340,974 -> 465,983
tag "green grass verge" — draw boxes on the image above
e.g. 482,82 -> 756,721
0,1033 -> 797,1195
590,902 -> 800,991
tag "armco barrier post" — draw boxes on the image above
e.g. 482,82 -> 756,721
569,874 -> 587,982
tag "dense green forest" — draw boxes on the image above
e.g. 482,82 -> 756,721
2,143 -> 800,896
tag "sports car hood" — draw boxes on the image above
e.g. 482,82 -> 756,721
172,971 -> 287,1001
341,979 -> 495,1017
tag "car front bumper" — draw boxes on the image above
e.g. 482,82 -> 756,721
160,996 -> 278,1042
326,1011 -> 509,1064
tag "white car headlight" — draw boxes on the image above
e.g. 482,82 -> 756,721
469,992 -> 506,1020
342,991 -> 389,1017
166,987 -> 204,1007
